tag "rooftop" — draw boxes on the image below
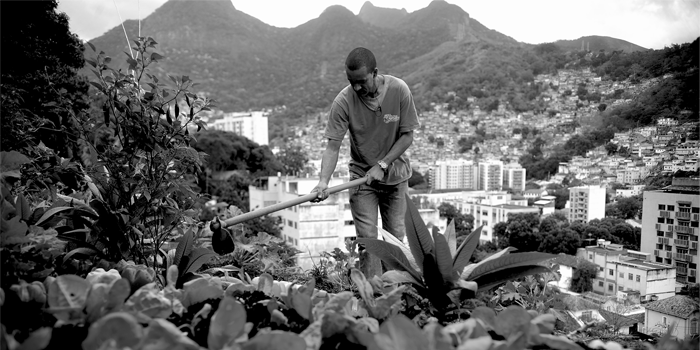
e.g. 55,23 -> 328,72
645,295 -> 699,319
616,258 -> 673,271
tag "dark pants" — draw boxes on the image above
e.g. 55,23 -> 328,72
349,177 -> 408,278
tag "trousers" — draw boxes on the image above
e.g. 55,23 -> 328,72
349,176 -> 408,278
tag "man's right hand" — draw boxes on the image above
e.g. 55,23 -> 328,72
310,182 -> 329,203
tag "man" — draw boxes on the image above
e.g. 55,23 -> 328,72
311,47 -> 420,277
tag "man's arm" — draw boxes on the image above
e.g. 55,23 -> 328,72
311,139 -> 342,202
366,131 -> 414,184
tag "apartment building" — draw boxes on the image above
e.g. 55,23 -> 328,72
568,186 -> 606,223
640,177 -> 700,286
478,160 -> 503,191
503,163 -> 526,192
446,192 -> 538,244
580,241 -> 676,301
210,111 -> 269,145
428,159 -> 478,190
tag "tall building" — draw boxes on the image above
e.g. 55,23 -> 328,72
478,160 -> 503,191
568,185 -> 606,223
640,177 -> 699,286
211,111 -> 269,145
428,160 -> 477,190
503,163 -> 526,192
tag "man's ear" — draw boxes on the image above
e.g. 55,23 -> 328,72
373,68 -> 378,77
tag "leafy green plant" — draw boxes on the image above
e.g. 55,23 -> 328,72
359,194 -> 555,316
349,268 -> 406,321
164,227 -> 216,288
79,37 -> 213,265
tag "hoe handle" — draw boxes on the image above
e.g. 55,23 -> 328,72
220,177 -> 366,227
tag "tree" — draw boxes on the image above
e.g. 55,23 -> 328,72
277,144 -> 308,176
497,213 -> 542,252
570,262 -> 597,293
193,130 -> 283,175
437,203 -> 474,239
408,169 -> 427,188
538,228 -> 582,255
1,0 -> 89,154
606,196 -> 641,220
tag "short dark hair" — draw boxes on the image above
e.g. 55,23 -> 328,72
345,47 -> 376,72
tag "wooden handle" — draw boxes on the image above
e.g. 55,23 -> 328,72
220,177 -> 366,227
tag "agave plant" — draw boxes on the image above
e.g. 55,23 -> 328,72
357,194 -> 555,314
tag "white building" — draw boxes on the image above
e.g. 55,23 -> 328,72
429,159 -> 478,190
615,184 -> 646,198
211,111 -> 269,145
580,241 -> 676,302
478,160 -> 504,191
568,185 -> 606,223
503,163 -> 526,192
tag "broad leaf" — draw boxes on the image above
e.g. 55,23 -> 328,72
257,273 -> 274,295
372,285 -> 406,320
15,194 -> 31,222
444,219 -> 457,258
0,151 -> 31,172
381,270 -> 421,286
173,228 -> 195,268
403,193 -> 433,273
357,238 -> 422,284
378,226 -> 420,272
241,331 -> 306,350
472,265 -> 553,292
422,253 -> 451,310
208,297 -> 246,350
452,225 -> 483,274
179,248 -> 215,275
350,269 -> 375,308
432,228 -> 455,283
379,314 -> 429,350
465,252 -> 555,281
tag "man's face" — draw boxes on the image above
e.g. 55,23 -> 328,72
346,66 -> 376,98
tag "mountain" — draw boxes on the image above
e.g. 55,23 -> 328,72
358,1 -> 407,28
84,0 -> 649,124
554,35 -> 647,53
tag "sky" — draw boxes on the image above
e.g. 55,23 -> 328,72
57,0 -> 700,50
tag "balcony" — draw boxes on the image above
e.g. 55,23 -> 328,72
675,226 -> 695,234
674,239 -> 689,247
676,275 -> 688,284
691,241 -> 699,250
693,213 -> 699,221
660,210 -> 671,218
658,237 -> 669,245
673,253 -> 695,262
677,266 -> 688,275
677,211 -> 691,220
654,250 -> 660,256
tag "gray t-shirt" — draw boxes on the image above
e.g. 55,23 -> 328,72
324,75 -> 420,185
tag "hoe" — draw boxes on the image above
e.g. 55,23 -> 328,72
209,177 -> 365,254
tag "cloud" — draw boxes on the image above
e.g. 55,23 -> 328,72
58,0 -> 167,40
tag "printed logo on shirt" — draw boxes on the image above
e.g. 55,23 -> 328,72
383,114 -> 400,123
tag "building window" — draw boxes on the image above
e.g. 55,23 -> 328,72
666,218 -> 674,224
589,254 -> 593,260
636,275 -> 641,282
658,204 -> 666,210
618,286 -> 624,291
608,284 -> 614,291
656,257 -> 663,263
582,311 -> 593,322
657,231 -> 664,237
598,281 -> 604,287
657,217 -> 665,223
629,273 -> 633,280
662,316 -> 667,325
667,205 -> 675,211
666,245 -> 672,251
599,267 -> 604,272
609,269 -> 614,276
691,319 -> 698,335
692,207 -> 699,213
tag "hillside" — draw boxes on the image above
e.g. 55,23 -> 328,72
554,35 -> 647,53
84,0 -> 661,133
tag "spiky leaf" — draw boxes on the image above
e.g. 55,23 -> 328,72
178,248 -> 215,276
403,193 -> 433,273
378,226 -> 420,272
465,252 -> 555,281
422,253 -> 451,311
472,266 -> 553,292
461,247 -> 515,280
444,219 -> 457,258
357,238 -> 422,284
432,228 -> 455,283
452,225 -> 483,274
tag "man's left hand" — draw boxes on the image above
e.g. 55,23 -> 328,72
366,165 -> 385,185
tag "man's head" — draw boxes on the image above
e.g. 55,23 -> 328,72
345,47 -> 378,98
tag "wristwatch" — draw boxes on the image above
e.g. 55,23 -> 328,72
377,160 -> 388,171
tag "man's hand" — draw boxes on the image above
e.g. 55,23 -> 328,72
366,164 -> 385,185
310,181 -> 329,203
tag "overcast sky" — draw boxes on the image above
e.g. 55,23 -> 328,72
57,0 -> 699,49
